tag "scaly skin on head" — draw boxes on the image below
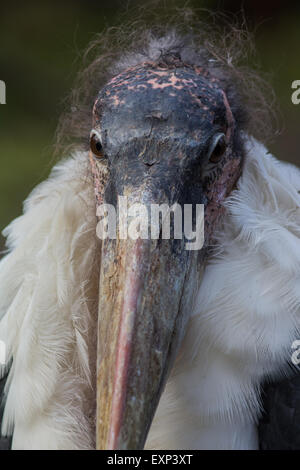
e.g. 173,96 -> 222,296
89,60 -> 244,450
90,61 -> 242,247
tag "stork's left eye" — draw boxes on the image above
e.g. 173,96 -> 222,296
208,133 -> 227,163
90,131 -> 104,158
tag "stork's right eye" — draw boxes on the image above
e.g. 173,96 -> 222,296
208,133 -> 227,164
90,132 -> 104,158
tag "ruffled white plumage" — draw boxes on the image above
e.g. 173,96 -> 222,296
146,137 -> 300,449
0,153 -> 99,449
0,137 -> 299,449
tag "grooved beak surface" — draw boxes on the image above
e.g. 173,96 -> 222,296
96,233 -> 200,449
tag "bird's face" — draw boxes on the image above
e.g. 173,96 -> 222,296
89,63 -> 243,449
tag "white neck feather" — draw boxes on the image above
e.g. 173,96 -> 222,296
0,137 -> 299,449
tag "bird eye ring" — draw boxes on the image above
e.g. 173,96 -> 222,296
209,133 -> 227,163
90,131 -> 104,158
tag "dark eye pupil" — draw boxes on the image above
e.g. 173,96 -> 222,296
209,136 -> 226,163
90,133 -> 103,158
215,139 -> 225,156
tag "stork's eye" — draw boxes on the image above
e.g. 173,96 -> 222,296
90,131 -> 104,158
208,133 -> 227,163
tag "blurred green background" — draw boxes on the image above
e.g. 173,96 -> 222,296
0,0 -> 300,251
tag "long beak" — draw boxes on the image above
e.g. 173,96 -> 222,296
95,207 -> 202,449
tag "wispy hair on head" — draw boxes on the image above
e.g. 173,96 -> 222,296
55,7 -> 278,157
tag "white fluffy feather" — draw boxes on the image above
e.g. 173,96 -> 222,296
146,137 -> 300,449
0,153 -> 99,449
0,137 -> 299,449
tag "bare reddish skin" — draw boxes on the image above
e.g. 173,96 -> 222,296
108,239 -> 143,449
89,151 -> 107,207
91,63 -> 241,245
90,62 -> 243,450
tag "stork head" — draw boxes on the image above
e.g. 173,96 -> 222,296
89,59 -> 243,449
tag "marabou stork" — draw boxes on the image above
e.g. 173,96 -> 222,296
0,24 -> 300,450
